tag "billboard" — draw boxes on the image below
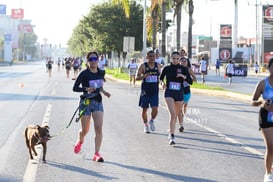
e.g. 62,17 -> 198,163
219,24 -> 232,62
263,5 -> 273,64
0,4 -> 6,15
18,24 -> 33,33
220,24 -> 232,40
11,8 -> 24,19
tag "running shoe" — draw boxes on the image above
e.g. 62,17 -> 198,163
168,134 -> 176,145
74,141 -> 83,154
179,126 -> 184,132
144,125 -> 150,133
264,173 -> 273,182
93,152 -> 104,162
169,137 -> 176,145
149,120 -> 155,131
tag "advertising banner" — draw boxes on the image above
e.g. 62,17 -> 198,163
219,48 -> 232,61
18,24 -> 33,33
4,34 -> 12,63
233,65 -> 248,77
219,24 -> 232,62
191,63 -> 208,75
0,4 -> 6,15
263,5 -> 273,64
220,24 -> 232,40
11,8 -> 24,19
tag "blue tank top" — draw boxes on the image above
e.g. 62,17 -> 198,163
141,62 -> 159,96
262,78 -> 273,101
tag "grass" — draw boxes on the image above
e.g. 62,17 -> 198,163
106,68 -> 129,80
105,68 -> 225,91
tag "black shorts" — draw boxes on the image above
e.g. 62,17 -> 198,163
259,107 -> 273,129
164,89 -> 183,101
226,73 -> 233,78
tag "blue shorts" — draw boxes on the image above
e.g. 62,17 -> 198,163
183,93 -> 191,104
164,89 -> 183,101
139,94 -> 159,108
79,99 -> 103,115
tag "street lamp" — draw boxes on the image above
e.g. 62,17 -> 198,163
249,0 -> 261,66
206,0 -> 219,65
142,0 -> 147,57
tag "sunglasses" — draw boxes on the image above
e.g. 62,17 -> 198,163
88,57 -> 98,62
148,54 -> 155,57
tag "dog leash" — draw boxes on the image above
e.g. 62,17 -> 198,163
50,97 -> 90,139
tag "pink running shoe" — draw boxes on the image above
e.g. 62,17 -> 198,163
74,141 -> 83,154
93,152 -> 104,162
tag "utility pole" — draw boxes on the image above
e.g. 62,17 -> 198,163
248,0 -> 261,66
142,0 -> 147,57
161,0 -> 167,57
234,0 -> 238,48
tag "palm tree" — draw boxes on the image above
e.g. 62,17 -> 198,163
112,0 -> 130,18
173,0 -> 184,50
161,0 -> 167,57
150,0 -> 161,50
187,0 -> 194,59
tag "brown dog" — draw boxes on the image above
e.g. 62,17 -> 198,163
24,125 -> 50,162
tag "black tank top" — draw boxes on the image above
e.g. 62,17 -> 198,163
141,62 -> 159,96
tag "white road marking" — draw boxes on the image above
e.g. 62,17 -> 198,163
23,104 -> 52,182
159,104 -> 264,158
189,117 -> 264,158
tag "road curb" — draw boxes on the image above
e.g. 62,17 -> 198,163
191,88 -> 251,103
105,74 -> 252,103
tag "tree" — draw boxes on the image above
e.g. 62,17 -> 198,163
111,0 -> 130,18
161,0 -> 167,57
146,0 -> 162,50
187,0 -> 194,59
173,0 -> 184,50
67,2 -> 143,56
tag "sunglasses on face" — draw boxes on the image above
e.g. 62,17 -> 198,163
88,57 -> 98,62
148,54 -> 155,57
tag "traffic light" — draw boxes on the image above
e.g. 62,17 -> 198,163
158,20 -> 172,32
158,22 -> 162,32
166,19 -> 172,29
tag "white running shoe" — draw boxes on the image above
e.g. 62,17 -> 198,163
149,120 -> 155,131
169,137 -> 176,145
264,173 -> 273,182
168,134 -> 176,145
144,125 -> 150,133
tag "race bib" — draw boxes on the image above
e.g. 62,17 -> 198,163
267,112 -> 273,123
169,82 -> 181,91
89,79 -> 103,88
145,75 -> 158,83
183,81 -> 190,87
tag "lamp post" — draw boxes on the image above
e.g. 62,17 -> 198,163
234,0 -> 238,48
206,0 -> 219,65
142,0 -> 147,57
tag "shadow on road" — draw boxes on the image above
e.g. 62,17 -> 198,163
0,93 -> 78,101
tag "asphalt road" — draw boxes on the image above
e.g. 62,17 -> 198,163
0,62 -> 267,182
